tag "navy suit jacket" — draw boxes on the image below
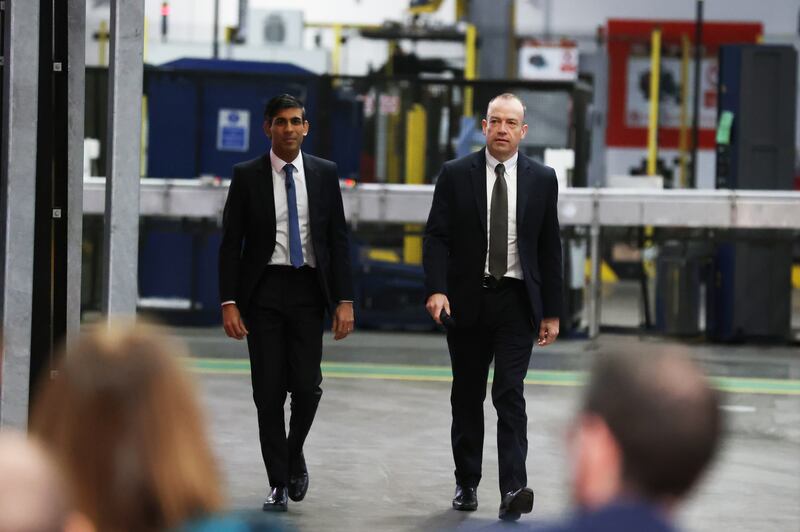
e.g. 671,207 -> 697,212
218,152 -> 353,317
534,501 -> 679,532
423,148 -> 563,330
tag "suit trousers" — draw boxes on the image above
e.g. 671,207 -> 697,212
446,277 -> 534,494
246,265 -> 325,487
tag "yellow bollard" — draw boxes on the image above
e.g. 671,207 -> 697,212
646,28 -> 662,176
403,104 -> 427,264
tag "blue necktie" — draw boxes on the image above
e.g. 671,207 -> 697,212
284,163 -> 304,268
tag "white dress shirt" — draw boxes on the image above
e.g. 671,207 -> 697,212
485,150 -> 523,280
269,149 -> 317,268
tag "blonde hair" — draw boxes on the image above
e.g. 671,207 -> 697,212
31,323 -> 222,532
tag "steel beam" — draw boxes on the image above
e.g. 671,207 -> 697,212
1,0 -> 40,428
101,0 -> 143,318
81,180 -> 800,230
66,0 -> 85,342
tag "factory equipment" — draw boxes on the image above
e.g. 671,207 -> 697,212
81,68 -> 591,329
709,44 -> 797,341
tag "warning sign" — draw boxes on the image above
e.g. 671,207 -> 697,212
217,109 -> 250,152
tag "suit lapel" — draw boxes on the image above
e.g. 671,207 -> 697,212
470,149 -> 488,238
516,154 -> 532,227
302,153 -> 323,236
256,153 -> 277,234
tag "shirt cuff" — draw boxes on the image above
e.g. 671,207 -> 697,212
221,301 -> 236,307
339,300 -> 353,304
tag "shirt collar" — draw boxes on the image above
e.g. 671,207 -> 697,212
270,149 -> 304,175
485,149 -> 518,174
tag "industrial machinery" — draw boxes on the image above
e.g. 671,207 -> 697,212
708,44 -> 797,341
81,64 -> 591,329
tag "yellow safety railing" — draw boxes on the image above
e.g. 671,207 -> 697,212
463,24 -> 477,118
646,27 -> 662,176
403,104 -> 427,264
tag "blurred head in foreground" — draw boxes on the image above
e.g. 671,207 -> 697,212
0,430 -> 93,532
31,322 -> 222,532
569,348 -> 723,511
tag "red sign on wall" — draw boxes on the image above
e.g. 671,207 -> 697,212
606,19 -> 762,149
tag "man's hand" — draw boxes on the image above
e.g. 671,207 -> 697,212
332,302 -> 355,340
222,304 -> 248,340
425,293 -> 451,325
537,317 -> 560,347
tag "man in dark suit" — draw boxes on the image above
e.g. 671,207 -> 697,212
423,93 -> 563,521
535,348 -> 722,532
219,93 -> 354,512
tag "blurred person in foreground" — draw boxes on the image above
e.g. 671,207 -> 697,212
30,323 -> 224,532
0,430 -> 93,532
539,349 -> 723,532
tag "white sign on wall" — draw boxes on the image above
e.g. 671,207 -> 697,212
625,56 -> 718,130
518,44 -> 579,81
217,109 -> 250,152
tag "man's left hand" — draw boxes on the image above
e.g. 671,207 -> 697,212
332,302 -> 355,341
537,317 -> 560,347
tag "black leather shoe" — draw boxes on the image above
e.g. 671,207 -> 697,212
452,485 -> 478,511
288,453 -> 309,502
288,471 -> 309,502
262,487 -> 288,512
498,487 -> 534,521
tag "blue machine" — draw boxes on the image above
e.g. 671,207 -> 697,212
138,219 -> 221,326
146,58 -> 364,179
140,59 -> 364,325
147,58 -> 320,179
707,45 -> 796,341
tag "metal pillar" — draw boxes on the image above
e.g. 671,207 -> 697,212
31,0 -> 71,399
67,0 -> 85,343
469,0 -> 513,80
583,50 -> 608,187
375,89 -> 388,182
102,0 -> 143,318
1,0 -> 40,428
236,0 -> 248,43
587,193 -> 601,339
690,0 -> 704,188
212,0 -> 220,59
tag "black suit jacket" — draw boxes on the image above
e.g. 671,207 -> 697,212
423,148 -> 563,330
218,152 -> 354,317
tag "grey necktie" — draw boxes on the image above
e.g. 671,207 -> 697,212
489,163 -> 508,281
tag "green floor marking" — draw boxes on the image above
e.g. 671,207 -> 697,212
186,358 -> 800,396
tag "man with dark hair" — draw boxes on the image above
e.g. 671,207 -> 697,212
423,92 -> 563,521
540,348 -> 723,532
219,93 -> 355,512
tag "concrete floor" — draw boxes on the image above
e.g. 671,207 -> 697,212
184,325 -> 800,532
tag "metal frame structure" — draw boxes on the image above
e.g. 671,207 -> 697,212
102,0 -> 144,318
67,0 -> 86,344
83,178 -> 800,339
1,0 -> 40,428
84,178 -> 800,230
31,0 -> 71,400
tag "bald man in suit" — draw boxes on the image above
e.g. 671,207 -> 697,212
424,93 -> 563,521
